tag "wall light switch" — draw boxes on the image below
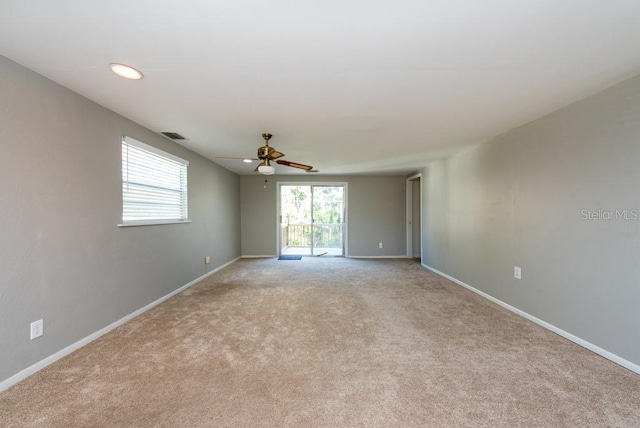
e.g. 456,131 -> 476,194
379,241 -> 383,249
205,256 -> 211,264
514,266 -> 522,280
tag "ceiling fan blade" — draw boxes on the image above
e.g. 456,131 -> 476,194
268,150 -> 285,160
276,159 -> 313,170
215,156 -> 259,160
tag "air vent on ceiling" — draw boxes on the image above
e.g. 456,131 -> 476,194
160,132 -> 187,140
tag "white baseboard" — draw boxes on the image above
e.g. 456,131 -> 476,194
0,257 -> 240,393
421,263 -> 640,375
242,255 -> 408,259
347,255 -> 408,259
241,255 -> 277,258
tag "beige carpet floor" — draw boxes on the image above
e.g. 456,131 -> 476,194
1,258 -> 639,427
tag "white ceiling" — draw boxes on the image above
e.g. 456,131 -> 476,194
2,1 -> 640,175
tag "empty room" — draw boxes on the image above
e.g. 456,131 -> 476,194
1,1 -> 639,426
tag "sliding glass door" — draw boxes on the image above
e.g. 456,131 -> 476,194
279,184 -> 345,256
311,185 -> 344,256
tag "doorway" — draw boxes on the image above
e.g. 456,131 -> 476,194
406,174 -> 422,260
278,183 -> 346,256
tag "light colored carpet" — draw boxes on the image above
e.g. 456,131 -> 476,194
1,258 -> 638,427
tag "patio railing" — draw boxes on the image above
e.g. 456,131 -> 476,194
281,223 -> 343,249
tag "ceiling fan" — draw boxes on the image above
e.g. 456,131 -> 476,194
217,133 -> 313,175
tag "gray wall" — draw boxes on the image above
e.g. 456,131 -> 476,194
241,175 -> 406,257
423,74 -> 640,366
0,56 -> 241,382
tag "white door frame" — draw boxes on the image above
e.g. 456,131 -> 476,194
276,181 -> 348,256
406,173 -> 422,259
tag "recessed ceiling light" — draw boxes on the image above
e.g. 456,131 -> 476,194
243,159 -> 253,163
109,63 -> 143,80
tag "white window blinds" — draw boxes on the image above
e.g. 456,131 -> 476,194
121,136 -> 189,225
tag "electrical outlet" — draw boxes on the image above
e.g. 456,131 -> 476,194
379,241 -> 383,249
514,266 -> 522,280
205,256 -> 211,264
30,319 -> 43,340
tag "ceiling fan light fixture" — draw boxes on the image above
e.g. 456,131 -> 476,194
215,133 -> 311,175
258,164 -> 275,175
109,63 -> 144,80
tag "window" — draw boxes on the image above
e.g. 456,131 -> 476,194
120,136 -> 189,226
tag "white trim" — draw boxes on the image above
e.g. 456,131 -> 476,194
276,183 -> 281,256
241,255 -> 277,258
406,173 -> 422,260
0,257 -> 240,393
421,263 -> 640,375
347,255 -> 408,259
118,220 -> 192,227
276,181 -> 348,257
343,185 -> 349,257
406,180 -> 412,258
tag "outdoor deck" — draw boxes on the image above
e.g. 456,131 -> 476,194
280,223 -> 344,256
280,246 -> 343,256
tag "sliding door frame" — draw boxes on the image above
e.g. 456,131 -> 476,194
276,181 -> 348,257
406,173 -> 422,260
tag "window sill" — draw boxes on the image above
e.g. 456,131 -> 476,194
118,220 -> 192,227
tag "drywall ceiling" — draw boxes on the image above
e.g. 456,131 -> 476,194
1,1 -> 640,175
